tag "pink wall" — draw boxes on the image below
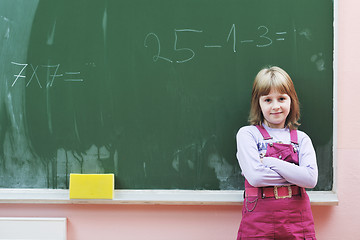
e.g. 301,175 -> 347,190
1,1 -> 359,239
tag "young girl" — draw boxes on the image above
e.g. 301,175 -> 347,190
236,66 -> 318,239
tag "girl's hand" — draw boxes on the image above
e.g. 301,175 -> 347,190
259,153 -> 265,163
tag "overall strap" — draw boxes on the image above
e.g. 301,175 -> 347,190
255,125 -> 272,140
290,129 -> 298,145
256,125 -> 298,144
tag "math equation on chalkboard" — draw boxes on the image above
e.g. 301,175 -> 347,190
9,62 -> 96,88
144,24 -> 290,64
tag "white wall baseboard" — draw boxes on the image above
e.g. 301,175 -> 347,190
0,217 -> 67,240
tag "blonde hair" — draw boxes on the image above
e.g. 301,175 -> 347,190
248,66 -> 300,130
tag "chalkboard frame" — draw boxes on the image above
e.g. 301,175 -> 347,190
0,0 -> 338,204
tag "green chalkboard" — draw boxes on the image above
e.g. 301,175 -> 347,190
0,0 -> 333,191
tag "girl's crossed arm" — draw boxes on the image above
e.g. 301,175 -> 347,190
261,132 -> 318,188
236,127 -> 290,187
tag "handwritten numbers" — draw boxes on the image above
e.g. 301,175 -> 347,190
43,64 -> 61,88
226,24 -> 236,52
145,25 -> 288,63
256,26 -> 272,48
174,29 -> 203,63
10,62 -> 84,88
11,62 -> 28,87
144,33 -> 172,63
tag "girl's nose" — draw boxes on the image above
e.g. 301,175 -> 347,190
272,101 -> 280,109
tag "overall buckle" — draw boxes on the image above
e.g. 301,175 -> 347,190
274,185 -> 292,199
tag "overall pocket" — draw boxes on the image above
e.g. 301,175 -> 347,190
265,142 -> 299,165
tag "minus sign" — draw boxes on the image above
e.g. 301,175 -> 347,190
241,40 -> 254,43
204,45 -> 222,48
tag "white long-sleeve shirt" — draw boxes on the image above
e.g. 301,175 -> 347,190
236,124 -> 318,188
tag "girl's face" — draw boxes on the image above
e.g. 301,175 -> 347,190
259,89 -> 291,129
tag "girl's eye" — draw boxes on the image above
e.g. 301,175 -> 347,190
265,99 -> 271,102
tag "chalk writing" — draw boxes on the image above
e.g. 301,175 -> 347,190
10,62 -> 85,88
45,64 -> 61,87
144,33 -> 172,63
11,62 -> 27,87
276,31 -> 287,41
226,24 -> 236,52
174,29 -> 203,63
27,64 -> 42,88
145,24 -> 288,63
64,72 -> 83,82
204,45 -> 222,48
256,26 -> 272,47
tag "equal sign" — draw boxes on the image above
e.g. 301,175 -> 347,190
64,72 -> 83,82
276,32 -> 287,41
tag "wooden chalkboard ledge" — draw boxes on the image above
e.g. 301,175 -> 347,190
0,189 -> 338,206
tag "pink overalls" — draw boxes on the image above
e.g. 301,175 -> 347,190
237,125 -> 316,240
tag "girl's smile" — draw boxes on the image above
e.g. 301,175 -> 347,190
259,89 -> 291,129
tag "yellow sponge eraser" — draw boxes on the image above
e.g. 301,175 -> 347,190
69,174 -> 114,199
